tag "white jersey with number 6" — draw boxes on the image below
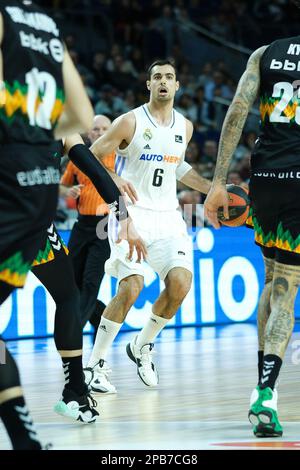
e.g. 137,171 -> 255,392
115,104 -> 187,211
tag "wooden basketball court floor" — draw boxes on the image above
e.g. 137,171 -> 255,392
1,323 -> 300,451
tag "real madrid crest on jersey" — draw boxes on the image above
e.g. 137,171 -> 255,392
143,128 -> 152,141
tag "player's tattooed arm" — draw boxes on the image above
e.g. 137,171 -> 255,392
257,256 -> 274,350
179,169 -> 211,194
204,45 -> 268,228
213,45 -> 267,185
265,263 -> 300,358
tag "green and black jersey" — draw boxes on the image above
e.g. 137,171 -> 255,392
0,0 -> 65,144
252,36 -> 300,170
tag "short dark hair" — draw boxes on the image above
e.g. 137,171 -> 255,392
147,59 -> 176,79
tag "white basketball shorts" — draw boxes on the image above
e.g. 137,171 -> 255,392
105,205 -> 192,283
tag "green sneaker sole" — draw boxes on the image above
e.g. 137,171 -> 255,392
248,410 -> 283,437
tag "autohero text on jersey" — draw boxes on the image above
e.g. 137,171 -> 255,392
139,154 -> 181,164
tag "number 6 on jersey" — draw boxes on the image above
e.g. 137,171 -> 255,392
152,168 -> 164,187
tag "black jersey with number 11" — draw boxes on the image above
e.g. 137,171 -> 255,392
0,1 -> 65,145
252,36 -> 300,171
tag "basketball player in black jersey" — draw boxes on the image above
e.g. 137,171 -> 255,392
0,0 -> 96,450
0,1 -> 146,448
30,133 -> 146,424
205,0 -> 300,438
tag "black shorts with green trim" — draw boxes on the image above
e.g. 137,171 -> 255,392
246,170 -> 300,262
0,143 -> 60,287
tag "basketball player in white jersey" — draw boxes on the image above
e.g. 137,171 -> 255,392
84,60 -> 211,392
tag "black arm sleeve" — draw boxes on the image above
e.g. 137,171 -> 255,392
68,144 -> 128,221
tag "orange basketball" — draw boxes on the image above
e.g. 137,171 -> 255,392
217,184 -> 250,227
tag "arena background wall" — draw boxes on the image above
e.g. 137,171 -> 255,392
2,227 -> 293,340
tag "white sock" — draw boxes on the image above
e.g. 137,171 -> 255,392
87,317 -> 122,367
135,313 -> 169,348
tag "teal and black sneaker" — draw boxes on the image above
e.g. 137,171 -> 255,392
54,387 -> 99,424
248,386 -> 283,437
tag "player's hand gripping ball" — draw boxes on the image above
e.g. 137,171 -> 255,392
217,184 -> 250,227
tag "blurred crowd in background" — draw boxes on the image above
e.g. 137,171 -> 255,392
44,0 -> 298,227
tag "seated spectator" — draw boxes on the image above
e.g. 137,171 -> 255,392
122,90 -> 138,113
107,55 -> 137,92
209,12 -> 232,40
94,84 -> 128,118
144,18 -> 167,63
92,51 -> 109,88
154,5 -> 175,57
131,71 -> 150,104
129,47 -> 144,73
201,139 -> 218,164
185,141 -> 200,164
69,49 -> 94,86
244,130 -> 258,151
196,61 -> 214,89
176,93 -> 198,121
106,43 -> 122,71
80,73 -> 96,103
232,153 -> 251,183
201,162 -> 215,180
205,70 -> 232,101
233,135 -> 249,162
194,85 -> 215,129
210,86 -> 228,129
175,71 -> 196,101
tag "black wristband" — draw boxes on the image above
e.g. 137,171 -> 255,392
68,144 -> 128,221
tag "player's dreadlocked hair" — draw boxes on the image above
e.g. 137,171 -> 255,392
292,0 -> 300,9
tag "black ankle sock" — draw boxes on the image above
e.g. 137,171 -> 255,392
258,350 -> 264,384
62,355 -> 86,395
0,396 -> 42,450
259,354 -> 282,390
